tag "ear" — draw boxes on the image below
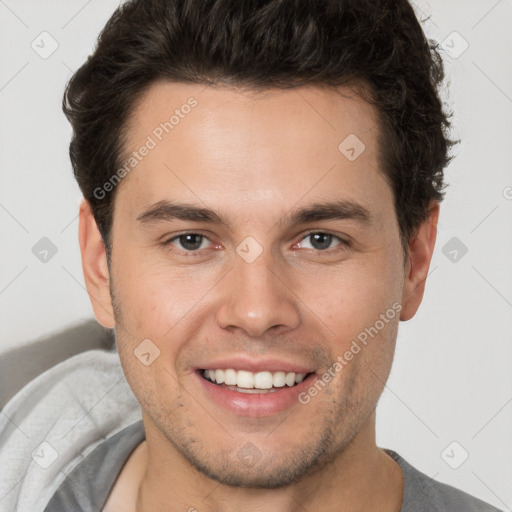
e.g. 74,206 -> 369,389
78,199 -> 116,328
400,202 -> 440,321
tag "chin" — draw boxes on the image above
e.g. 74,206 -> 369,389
169,426 -> 345,489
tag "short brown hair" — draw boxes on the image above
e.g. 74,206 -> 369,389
63,0 -> 456,257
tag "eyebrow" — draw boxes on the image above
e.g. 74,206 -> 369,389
136,199 -> 372,229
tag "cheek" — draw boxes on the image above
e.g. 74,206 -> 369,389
111,259 -> 222,398
112,255 -> 213,336
297,256 -> 402,339
115,325 -> 185,416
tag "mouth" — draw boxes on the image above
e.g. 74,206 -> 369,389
199,368 -> 314,393
194,358 -> 319,416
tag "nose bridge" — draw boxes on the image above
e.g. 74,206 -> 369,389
216,247 -> 300,337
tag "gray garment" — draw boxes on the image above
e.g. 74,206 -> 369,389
43,420 -> 145,512
0,348 -> 143,512
43,420 -> 503,512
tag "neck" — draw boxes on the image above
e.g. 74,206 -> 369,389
135,411 -> 403,512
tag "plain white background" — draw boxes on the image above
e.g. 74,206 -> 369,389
1,0 -> 511,509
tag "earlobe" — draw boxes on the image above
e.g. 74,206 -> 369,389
78,199 -> 116,328
400,202 -> 440,321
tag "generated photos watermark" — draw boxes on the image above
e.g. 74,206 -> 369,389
298,302 -> 402,405
93,96 -> 198,200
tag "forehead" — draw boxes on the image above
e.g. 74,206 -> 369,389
125,81 -> 380,152
116,81 -> 392,224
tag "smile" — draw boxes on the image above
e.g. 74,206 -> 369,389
201,368 -> 310,393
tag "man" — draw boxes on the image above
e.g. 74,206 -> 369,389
0,0 -> 504,511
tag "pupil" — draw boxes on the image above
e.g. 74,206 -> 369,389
180,234 -> 203,250
311,233 -> 331,250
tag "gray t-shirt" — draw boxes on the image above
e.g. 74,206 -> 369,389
44,419 -> 503,512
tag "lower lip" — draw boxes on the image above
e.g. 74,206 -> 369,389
195,371 -> 317,417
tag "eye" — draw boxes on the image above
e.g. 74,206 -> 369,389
296,232 -> 346,251
166,233 -> 212,252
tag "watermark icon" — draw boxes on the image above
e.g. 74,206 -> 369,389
237,442 -> 263,467
441,441 -> 469,469
134,338 -> 161,366
236,236 -> 264,264
32,237 -> 58,263
298,302 -> 402,405
93,97 -> 198,200
31,31 -> 59,59
31,441 -> 59,469
503,186 -> 512,200
441,31 -> 469,59
338,134 -> 366,161
442,236 -> 468,263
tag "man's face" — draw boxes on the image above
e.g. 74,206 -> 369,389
105,82 -> 408,487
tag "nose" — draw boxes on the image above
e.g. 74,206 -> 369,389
216,251 -> 301,338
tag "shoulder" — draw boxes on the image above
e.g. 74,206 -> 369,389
383,449 -> 504,512
0,348 -> 141,511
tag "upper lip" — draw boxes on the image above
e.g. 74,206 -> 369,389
195,356 -> 316,374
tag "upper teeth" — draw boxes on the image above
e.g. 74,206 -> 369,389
204,369 -> 306,389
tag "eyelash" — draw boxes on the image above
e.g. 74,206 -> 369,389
162,231 -> 350,255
